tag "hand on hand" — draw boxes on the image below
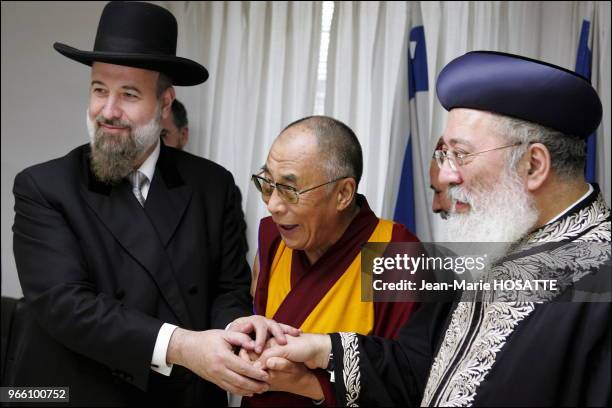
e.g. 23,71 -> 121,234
237,338 -> 325,400
167,328 -> 270,396
264,357 -> 324,400
227,315 -> 301,354
168,317 -> 328,399
257,333 -> 332,370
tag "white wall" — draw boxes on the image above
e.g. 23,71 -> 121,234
1,2 -> 106,297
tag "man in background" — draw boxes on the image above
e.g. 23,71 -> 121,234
430,137 -> 451,218
161,98 -> 189,150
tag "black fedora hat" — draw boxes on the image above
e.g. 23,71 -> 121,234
53,1 -> 208,86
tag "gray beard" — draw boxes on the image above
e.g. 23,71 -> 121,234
86,106 -> 161,184
441,166 -> 539,271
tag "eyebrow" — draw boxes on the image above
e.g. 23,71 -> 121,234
447,137 -> 475,149
121,85 -> 142,94
260,164 -> 298,183
90,80 -> 142,94
279,173 -> 297,183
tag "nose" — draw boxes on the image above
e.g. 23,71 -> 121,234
438,159 -> 462,186
100,95 -> 122,121
266,188 -> 288,216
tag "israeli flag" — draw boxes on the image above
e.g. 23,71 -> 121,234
392,3 -> 429,237
575,19 -> 597,183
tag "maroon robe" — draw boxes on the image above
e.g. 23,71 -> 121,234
245,195 -> 420,407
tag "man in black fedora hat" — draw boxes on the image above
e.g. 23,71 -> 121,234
9,1 -> 298,406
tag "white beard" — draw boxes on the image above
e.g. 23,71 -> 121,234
441,166 -> 539,274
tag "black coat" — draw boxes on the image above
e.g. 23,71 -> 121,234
9,143 -> 253,406
327,188 -> 611,407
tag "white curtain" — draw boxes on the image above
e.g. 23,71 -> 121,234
325,1 -> 412,222
158,1 -> 322,264
325,1 -> 434,241
325,0 -> 611,242
158,0 -> 610,254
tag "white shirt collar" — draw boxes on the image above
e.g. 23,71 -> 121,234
546,183 -> 594,225
137,140 -> 160,183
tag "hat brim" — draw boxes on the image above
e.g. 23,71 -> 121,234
54,43 -> 208,86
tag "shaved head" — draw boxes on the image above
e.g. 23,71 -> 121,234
281,115 -> 363,186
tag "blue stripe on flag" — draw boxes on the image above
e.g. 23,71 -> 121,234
408,26 -> 429,98
575,19 -> 597,183
394,25 -> 428,232
394,137 -> 416,232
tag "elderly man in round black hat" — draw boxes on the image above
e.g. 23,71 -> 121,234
253,51 -> 610,406
9,2 -> 298,406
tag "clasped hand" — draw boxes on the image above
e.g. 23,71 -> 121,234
234,330 -> 333,400
168,315 -> 330,398
167,315 -> 299,396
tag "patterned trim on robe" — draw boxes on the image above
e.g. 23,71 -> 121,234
333,186 -> 610,407
421,188 -> 611,407
340,332 -> 361,407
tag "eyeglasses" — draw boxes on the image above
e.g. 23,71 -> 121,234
433,142 -> 523,171
251,174 -> 349,204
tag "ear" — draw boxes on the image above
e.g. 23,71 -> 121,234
180,126 -> 189,146
160,86 -> 176,120
524,143 -> 551,192
336,178 -> 357,211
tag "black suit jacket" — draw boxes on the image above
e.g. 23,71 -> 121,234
9,143 -> 253,406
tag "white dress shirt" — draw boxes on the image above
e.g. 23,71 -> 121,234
129,141 -> 178,376
135,139 -> 160,200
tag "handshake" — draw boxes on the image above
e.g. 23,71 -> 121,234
166,315 -> 332,399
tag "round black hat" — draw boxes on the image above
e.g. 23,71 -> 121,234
436,51 -> 602,138
53,1 -> 208,86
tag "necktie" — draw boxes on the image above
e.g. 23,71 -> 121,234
129,170 -> 148,207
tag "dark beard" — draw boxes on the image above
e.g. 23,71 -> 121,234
90,130 -> 138,185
